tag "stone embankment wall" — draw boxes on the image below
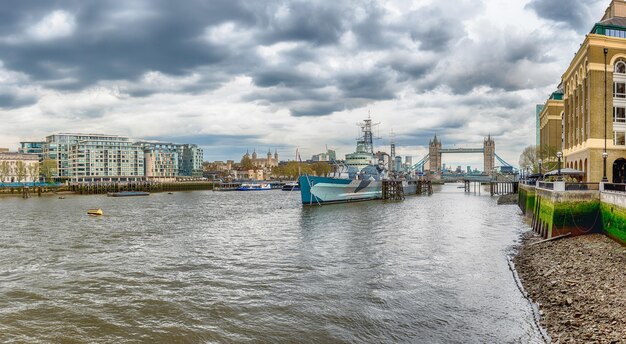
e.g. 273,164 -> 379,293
600,191 -> 626,244
518,184 -> 625,245
518,185 -> 535,217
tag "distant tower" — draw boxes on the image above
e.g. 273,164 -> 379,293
252,148 -> 257,160
483,134 -> 495,174
395,156 -> 402,172
244,149 -> 250,158
274,149 -> 279,161
405,156 -> 412,167
267,148 -> 272,166
429,135 -> 442,174
389,130 -> 396,171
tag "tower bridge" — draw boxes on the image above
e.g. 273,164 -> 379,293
410,135 -> 515,175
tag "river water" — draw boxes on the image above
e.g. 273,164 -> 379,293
0,184 -> 542,343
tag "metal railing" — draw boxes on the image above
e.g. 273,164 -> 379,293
564,182 -> 599,191
603,183 -> 626,192
537,181 -> 554,190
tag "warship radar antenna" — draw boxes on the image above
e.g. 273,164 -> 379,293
357,113 -> 381,155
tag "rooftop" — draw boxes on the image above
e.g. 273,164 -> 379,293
592,1 -> 626,35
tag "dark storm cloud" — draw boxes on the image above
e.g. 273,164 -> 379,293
337,71 -> 395,100
526,0 -> 602,33
289,102 -> 347,117
430,31 -> 559,95
350,3 -> 397,49
0,0 -> 569,120
381,54 -> 434,80
144,133 -> 261,147
255,1 -> 347,46
0,0 -> 376,115
251,69 -> 325,89
0,93 -> 37,109
0,0 -> 244,90
407,5 -> 468,52
244,68 -> 398,116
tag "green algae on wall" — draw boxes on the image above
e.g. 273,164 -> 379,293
600,203 -> 626,244
534,198 -> 601,237
537,197 -> 555,236
551,201 -> 601,234
519,188 -> 527,212
525,193 -> 535,215
518,187 -> 536,215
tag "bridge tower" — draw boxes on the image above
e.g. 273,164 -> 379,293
429,135 -> 442,174
483,134 -> 495,174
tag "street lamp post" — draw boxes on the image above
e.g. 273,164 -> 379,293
603,48 -> 609,182
538,159 -> 543,180
603,151 -> 609,182
557,151 -> 563,181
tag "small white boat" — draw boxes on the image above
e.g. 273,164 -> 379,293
237,183 -> 272,191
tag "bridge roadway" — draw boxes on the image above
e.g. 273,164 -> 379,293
439,148 -> 484,154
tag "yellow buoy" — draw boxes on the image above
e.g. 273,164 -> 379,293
87,208 -> 103,216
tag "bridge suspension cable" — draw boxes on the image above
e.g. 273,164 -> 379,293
494,153 -> 518,171
409,153 -> 429,172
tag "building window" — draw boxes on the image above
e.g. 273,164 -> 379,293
614,82 -> 626,98
615,107 -> 626,123
607,29 -> 626,39
616,61 -> 626,74
614,131 -> 626,146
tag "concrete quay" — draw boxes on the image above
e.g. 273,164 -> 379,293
519,182 -> 626,245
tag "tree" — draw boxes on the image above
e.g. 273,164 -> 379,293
240,156 -> 253,170
537,145 -> 559,172
27,163 -> 39,183
518,146 -> 537,173
40,159 -> 57,183
311,162 -> 332,177
15,161 -> 26,184
271,162 -> 313,179
0,161 -> 9,184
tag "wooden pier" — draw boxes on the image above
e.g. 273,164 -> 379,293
382,180 -> 433,200
463,180 -> 519,196
68,181 -> 217,195
382,180 -> 404,200
418,180 -> 433,196
490,181 -> 518,196
463,180 -> 482,194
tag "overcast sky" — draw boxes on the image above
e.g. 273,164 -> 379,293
0,0 -> 608,167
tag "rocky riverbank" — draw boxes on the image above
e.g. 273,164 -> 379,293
514,233 -> 626,343
497,193 -> 518,205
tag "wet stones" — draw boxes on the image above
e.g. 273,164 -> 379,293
514,233 -> 626,343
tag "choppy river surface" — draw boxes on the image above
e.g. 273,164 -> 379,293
0,184 -> 542,343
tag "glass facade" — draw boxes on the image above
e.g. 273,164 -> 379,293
44,134 -> 144,181
38,134 -> 204,182
135,142 -> 204,178
18,142 -> 44,161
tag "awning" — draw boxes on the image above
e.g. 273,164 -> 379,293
544,168 -> 584,176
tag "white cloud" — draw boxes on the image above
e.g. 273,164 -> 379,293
27,10 -> 76,41
0,0 -> 608,167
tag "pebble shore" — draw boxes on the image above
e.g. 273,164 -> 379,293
514,233 -> 626,343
